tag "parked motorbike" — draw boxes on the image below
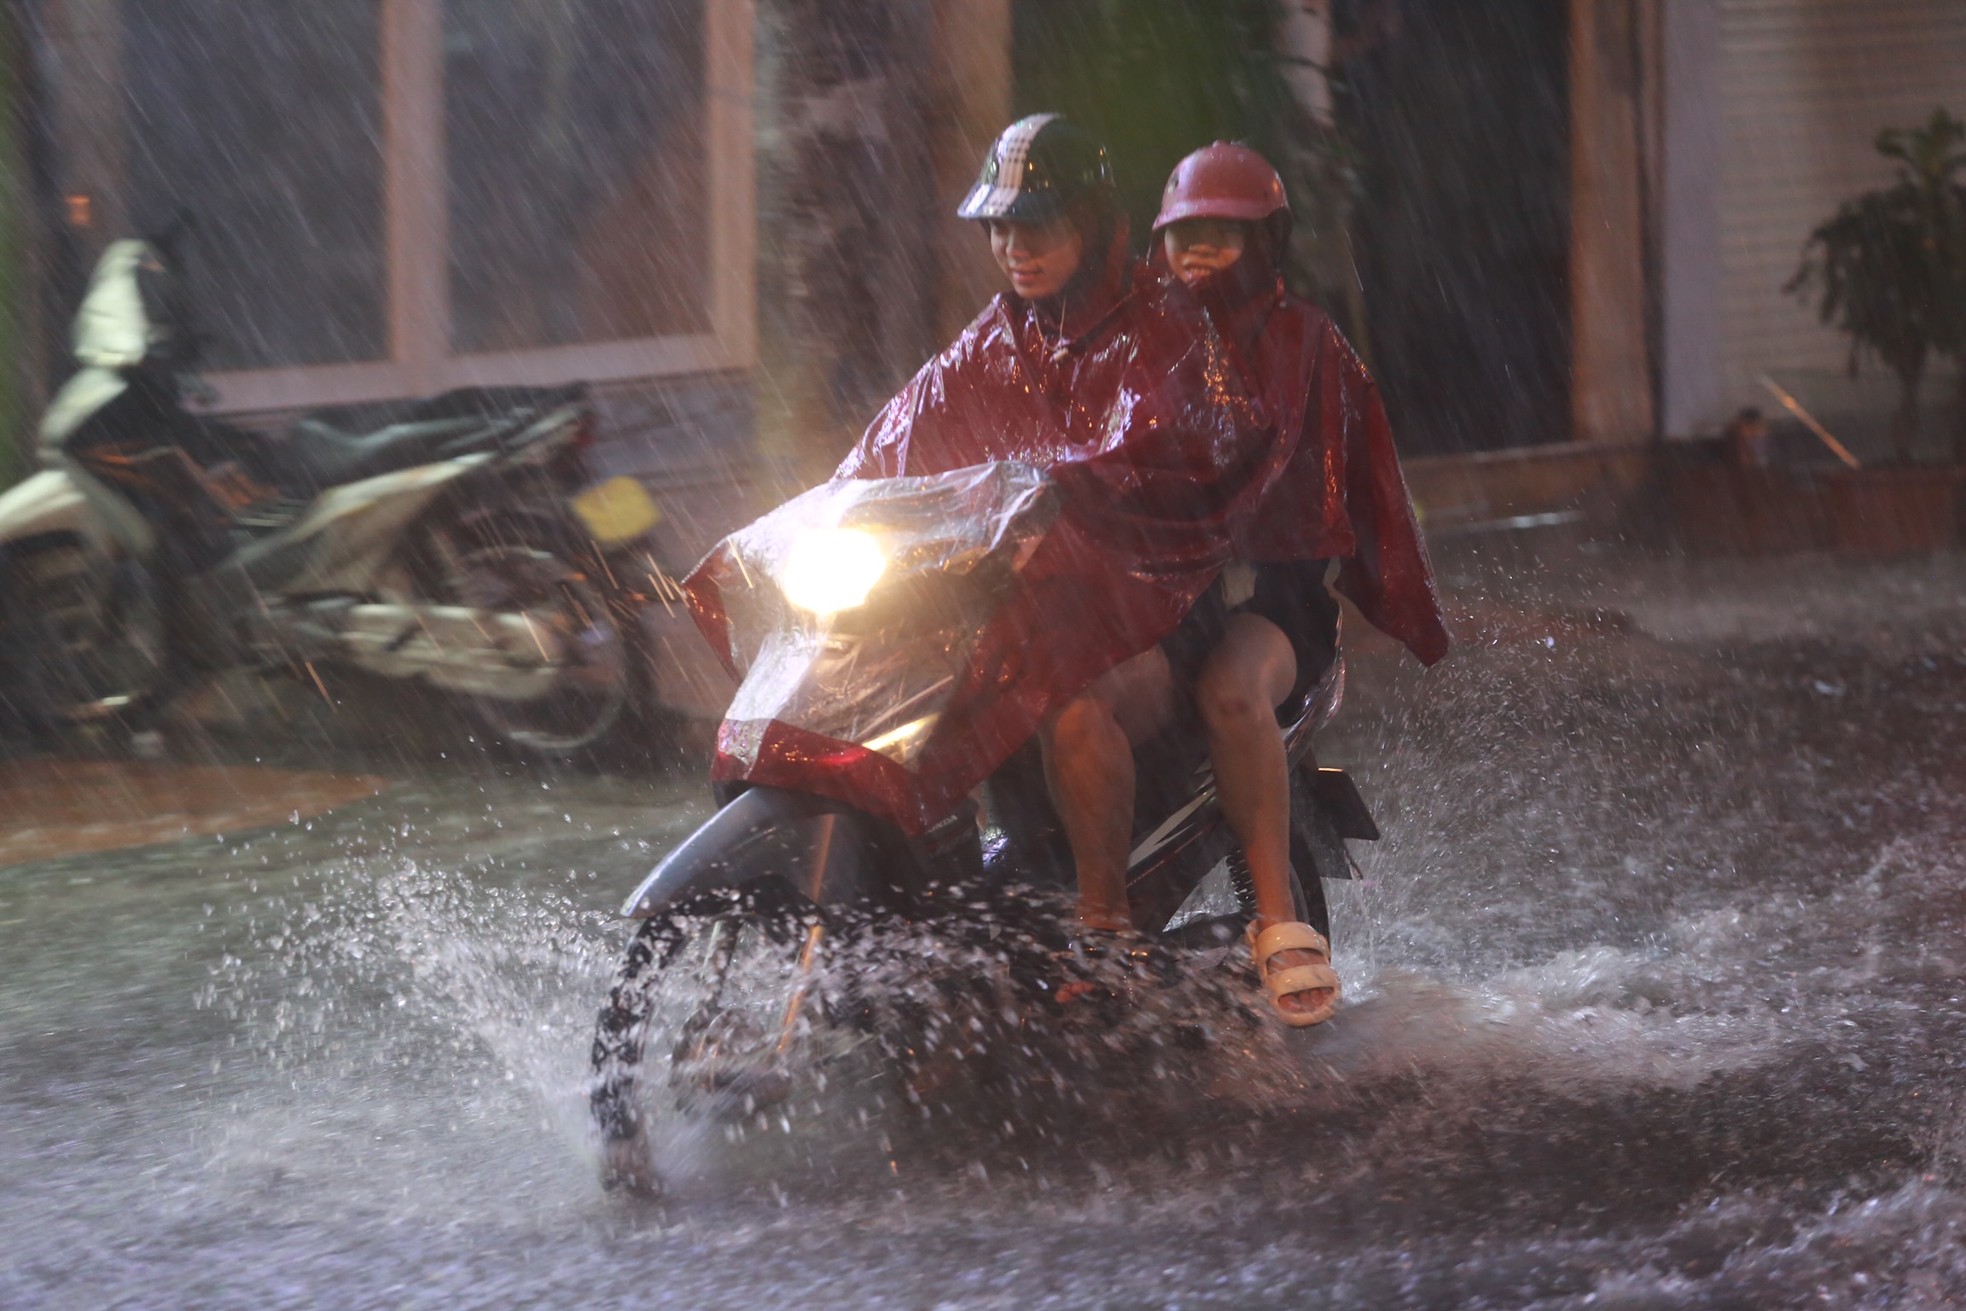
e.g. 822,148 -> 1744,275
588,462 -> 1381,1192
0,238 -> 672,758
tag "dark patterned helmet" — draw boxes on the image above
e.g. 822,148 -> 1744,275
957,114 -> 1115,223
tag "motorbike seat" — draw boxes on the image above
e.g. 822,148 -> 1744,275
275,385 -> 587,495
285,412 -> 495,489
282,414 -> 512,490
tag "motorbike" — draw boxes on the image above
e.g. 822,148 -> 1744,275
0,238 -> 672,758
588,462 -> 1381,1192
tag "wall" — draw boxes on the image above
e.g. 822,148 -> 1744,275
0,2 -> 28,484
1402,440 -> 1652,536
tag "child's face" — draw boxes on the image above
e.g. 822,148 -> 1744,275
1162,218 -> 1247,286
986,216 -> 1084,300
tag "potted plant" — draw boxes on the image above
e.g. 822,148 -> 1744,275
1787,108 -> 1966,552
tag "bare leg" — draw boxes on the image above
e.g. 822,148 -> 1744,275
1194,612 -> 1332,1019
1040,646 -> 1176,931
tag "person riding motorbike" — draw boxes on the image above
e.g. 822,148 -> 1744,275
928,116 -> 1205,965
833,115 -> 1273,809
1141,141 -> 1450,1024
831,117 -> 1286,967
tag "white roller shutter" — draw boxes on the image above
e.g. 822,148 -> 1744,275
1715,0 -> 1966,425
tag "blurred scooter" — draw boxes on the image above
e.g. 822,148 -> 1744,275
0,237 -> 676,759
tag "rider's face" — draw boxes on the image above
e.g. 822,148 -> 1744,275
987,216 -> 1084,300
1162,218 -> 1248,286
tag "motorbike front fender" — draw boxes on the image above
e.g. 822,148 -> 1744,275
619,786 -> 878,919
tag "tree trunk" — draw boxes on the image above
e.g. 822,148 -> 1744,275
1276,3 -> 1369,355
753,0 -> 943,485
1890,356 -> 1924,465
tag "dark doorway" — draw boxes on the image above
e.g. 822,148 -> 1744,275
1339,0 -> 1571,454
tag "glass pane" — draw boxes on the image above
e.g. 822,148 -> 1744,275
116,1 -> 388,370
445,0 -> 709,354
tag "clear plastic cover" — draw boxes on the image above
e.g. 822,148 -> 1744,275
700,462 -> 1057,776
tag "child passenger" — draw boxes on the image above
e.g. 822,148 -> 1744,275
1153,142 -> 1449,1026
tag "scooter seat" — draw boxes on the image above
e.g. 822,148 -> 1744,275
283,413 -> 515,490
261,386 -> 584,495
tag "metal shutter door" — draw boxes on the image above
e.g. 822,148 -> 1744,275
1716,0 -> 1966,417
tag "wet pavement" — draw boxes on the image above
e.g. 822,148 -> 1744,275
0,759 -> 388,867
5,543 -> 1966,1309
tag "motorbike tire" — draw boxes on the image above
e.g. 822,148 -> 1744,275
0,539 -> 173,734
1227,845 -> 1331,943
589,895 -> 813,1193
421,515 -> 641,763
1295,859 -> 1333,943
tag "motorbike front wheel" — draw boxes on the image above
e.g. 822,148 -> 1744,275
0,540 -> 171,732
589,895 -> 819,1193
426,519 -> 637,760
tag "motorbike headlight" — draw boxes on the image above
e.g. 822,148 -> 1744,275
779,527 -> 888,616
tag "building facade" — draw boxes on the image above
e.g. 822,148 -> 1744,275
6,0 -> 1964,538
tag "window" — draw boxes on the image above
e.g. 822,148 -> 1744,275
123,2 -> 390,373
35,0 -> 755,414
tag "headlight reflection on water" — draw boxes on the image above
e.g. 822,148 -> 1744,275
779,528 -> 888,616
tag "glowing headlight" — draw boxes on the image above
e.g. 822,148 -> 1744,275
779,527 -> 887,615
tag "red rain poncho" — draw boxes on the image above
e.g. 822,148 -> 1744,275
686,245 -> 1444,833
1180,250 -> 1450,665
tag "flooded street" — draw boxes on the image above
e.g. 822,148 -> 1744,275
6,546 -> 1966,1309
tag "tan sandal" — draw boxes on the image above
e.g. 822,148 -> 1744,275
1249,921 -> 1340,1027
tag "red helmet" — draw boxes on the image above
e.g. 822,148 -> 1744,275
1153,142 -> 1288,230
